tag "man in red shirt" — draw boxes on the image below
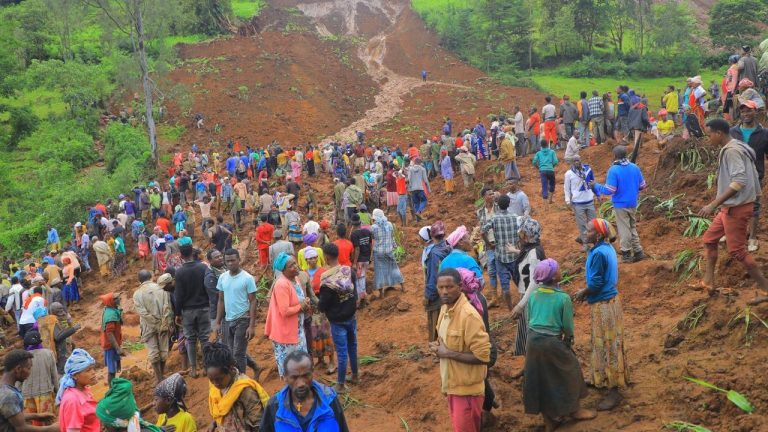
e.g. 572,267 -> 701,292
333,223 -> 354,266
255,215 -> 275,266
407,143 -> 420,160
155,212 -> 172,234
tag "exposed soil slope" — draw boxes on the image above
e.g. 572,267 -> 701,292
13,1 -> 768,431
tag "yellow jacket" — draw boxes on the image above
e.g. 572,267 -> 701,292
437,294 -> 491,396
499,136 -> 516,162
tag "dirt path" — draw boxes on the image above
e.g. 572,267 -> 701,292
304,1 -> 468,144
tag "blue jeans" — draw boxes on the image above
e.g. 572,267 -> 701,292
496,260 -> 515,295
539,170 -> 556,199
410,190 -> 427,214
330,319 -> 358,385
486,249 -> 499,289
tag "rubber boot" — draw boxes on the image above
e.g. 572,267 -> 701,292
503,292 -> 513,311
487,287 -> 499,308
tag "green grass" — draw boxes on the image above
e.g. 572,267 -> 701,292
0,88 -> 68,119
531,70 -> 722,111
164,34 -> 210,47
232,0 -> 264,19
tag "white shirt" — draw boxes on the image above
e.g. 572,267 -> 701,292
5,284 -> 24,312
19,295 -> 45,325
303,221 -> 320,236
564,167 -> 596,205
564,137 -> 580,161
514,112 -> 525,134
542,104 -> 557,120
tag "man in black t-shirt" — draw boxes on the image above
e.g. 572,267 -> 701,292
349,214 -> 372,304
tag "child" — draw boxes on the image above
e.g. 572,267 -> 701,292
440,150 -> 454,196
154,373 -> 196,431
100,292 -> 124,386
255,215 -> 274,267
655,109 -> 675,146
532,142 -> 559,203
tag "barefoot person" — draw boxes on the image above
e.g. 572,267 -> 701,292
700,119 -> 768,303
524,259 -> 596,431
574,219 -> 628,411
430,268 -> 491,432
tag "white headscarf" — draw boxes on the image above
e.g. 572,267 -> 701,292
372,208 -> 387,224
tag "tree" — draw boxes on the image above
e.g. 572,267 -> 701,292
85,0 -> 159,164
480,0 -> 532,71
650,1 -> 695,53
572,0 -> 606,53
633,0 -> 652,56
709,0 -> 768,49
604,0 -> 634,53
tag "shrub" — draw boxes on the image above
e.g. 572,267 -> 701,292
19,120 -> 96,170
102,122 -> 151,173
562,55 -> 627,78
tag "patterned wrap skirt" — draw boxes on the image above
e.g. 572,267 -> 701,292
589,296 -> 629,389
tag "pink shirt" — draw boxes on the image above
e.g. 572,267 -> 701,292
264,276 -> 302,344
59,387 -> 100,432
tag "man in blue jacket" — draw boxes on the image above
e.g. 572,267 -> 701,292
260,350 -> 349,432
593,145 -> 646,263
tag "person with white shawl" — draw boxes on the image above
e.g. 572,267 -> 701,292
370,209 -> 405,297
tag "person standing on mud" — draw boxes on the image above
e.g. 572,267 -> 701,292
174,243 -> 211,378
430,268 -> 491,432
592,145 -> 646,263
406,158 -> 431,222
700,119 -> 768,304
421,69 -> 427,82
729,101 -> 768,253
213,248 -> 259,375
564,156 -> 598,250
575,218 -> 628,412
423,221 -> 451,343
133,270 -> 174,383
481,194 -> 519,311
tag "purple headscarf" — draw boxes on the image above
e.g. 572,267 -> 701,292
533,258 -> 559,284
457,268 -> 483,314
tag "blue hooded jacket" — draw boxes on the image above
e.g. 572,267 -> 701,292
261,381 -> 347,432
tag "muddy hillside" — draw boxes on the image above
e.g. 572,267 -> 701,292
11,0 -> 767,431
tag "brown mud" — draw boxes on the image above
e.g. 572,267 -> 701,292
9,1 -> 768,431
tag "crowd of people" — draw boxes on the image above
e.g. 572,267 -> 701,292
0,42 -> 767,431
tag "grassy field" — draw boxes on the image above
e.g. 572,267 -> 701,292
0,88 -> 67,119
232,0 -> 264,19
531,70 -> 725,111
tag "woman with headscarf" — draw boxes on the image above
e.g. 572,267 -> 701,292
284,207 -> 303,244
297,233 -> 325,271
575,218 -> 628,411
453,267 -> 500,422
299,248 -> 336,374
96,378 -> 162,432
57,349 -> 101,431
688,76 -> 707,131
172,205 -> 187,234
523,259 -> 595,431
264,253 -> 310,377
439,225 -> 482,279
370,209 -> 405,297
205,343 -> 269,432
164,235 -> 183,272
153,373 -> 196,431
510,218 -> 546,357
93,236 -> 114,277
21,330 -> 58,426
